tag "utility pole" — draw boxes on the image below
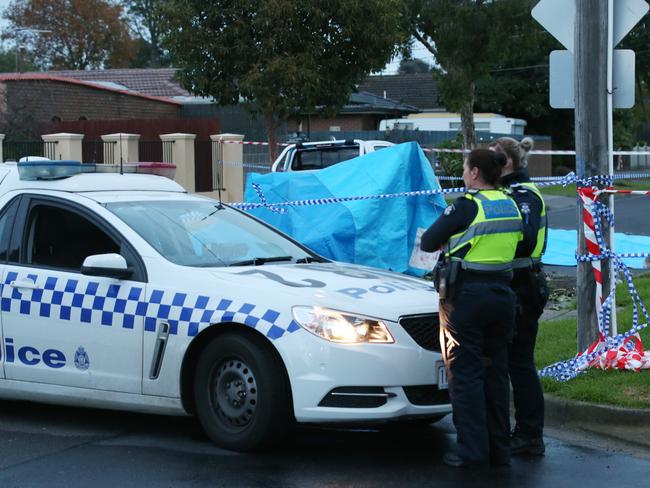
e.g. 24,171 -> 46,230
575,0 -> 611,351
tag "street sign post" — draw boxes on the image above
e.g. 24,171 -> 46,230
533,0 -> 648,53
549,49 -> 636,109
533,0 -> 649,347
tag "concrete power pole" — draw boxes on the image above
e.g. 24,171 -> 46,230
575,0 -> 612,351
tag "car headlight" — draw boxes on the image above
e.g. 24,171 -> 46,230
292,306 -> 394,344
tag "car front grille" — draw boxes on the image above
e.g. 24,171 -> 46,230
403,385 -> 450,406
399,313 -> 441,352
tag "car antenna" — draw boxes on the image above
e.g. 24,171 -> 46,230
216,154 -> 224,209
119,133 -> 123,175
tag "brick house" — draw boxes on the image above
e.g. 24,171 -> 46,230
51,69 -> 425,136
0,73 -> 181,138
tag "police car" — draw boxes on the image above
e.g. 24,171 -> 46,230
0,160 -> 450,451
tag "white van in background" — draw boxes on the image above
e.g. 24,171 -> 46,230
379,113 -> 527,136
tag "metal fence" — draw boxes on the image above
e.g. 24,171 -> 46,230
139,140 -> 175,163
139,141 -> 162,162
243,145 -> 273,179
82,140 -> 105,164
3,141 -> 58,161
195,139 -> 214,192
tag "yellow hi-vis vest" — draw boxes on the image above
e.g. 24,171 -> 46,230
510,182 -> 547,268
445,190 -> 523,272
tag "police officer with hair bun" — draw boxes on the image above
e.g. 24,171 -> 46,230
421,149 -> 524,469
489,137 -> 549,457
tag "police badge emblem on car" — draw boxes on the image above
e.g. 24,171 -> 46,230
74,346 -> 90,371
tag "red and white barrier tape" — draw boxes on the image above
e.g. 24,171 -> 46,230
578,187 -> 650,372
216,140 -> 650,156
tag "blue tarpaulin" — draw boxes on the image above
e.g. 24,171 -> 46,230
543,228 -> 650,269
244,142 -> 447,275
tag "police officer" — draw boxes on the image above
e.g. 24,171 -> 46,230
490,137 -> 549,456
421,149 -> 523,468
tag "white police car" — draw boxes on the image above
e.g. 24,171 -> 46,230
0,160 -> 449,451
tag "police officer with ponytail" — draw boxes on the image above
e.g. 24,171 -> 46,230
421,149 -> 523,468
490,137 -> 549,456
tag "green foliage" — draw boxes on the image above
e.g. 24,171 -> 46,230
436,134 -> 464,179
620,16 -> 650,142
405,0 -> 534,148
162,0 -> 404,146
123,0 -> 170,67
0,47 -> 37,72
398,57 -> 431,74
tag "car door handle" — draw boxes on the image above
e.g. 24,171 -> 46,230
10,279 -> 39,290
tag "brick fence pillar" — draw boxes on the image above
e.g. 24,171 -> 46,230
41,133 -> 84,161
101,133 -> 140,164
160,133 -> 196,192
210,133 -> 244,203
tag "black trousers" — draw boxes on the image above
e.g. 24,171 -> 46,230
508,270 -> 548,439
439,278 -> 515,464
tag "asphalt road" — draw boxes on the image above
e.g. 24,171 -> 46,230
0,400 -> 648,488
545,193 -> 650,235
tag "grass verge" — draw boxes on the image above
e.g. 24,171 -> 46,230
536,274 -> 650,409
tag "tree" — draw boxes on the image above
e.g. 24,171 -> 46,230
0,47 -> 37,72
3,0 -> 135,70
406,0 -> 532,149
123,0 -> 170,67
162,0 -> 404,158
620,16 -> 650,144
398,57 -> 431,74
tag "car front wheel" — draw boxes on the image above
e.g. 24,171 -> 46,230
194,332 -> 292,451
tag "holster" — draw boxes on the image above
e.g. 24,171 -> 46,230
434,259 -> 460,301
528,267 -> 549,316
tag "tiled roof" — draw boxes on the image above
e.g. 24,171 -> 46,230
0,73 -> 181,105
339,91 -> 419,114
50,68 -> 190,97
357,73 -> 441,111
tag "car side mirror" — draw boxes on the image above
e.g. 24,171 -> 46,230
81,253 -> 133,279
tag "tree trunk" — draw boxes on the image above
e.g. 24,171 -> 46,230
265,113 -> 280,162
459,82 -> 477,150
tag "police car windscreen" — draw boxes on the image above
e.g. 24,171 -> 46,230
106,201 -> 312,267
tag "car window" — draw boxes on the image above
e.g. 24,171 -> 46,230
107,201 -> 313,267
0,197 -> 19,262
292,147 -> 360,171
24,204 -> 120,270
372,144 -> 391,151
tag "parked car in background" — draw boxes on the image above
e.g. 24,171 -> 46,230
271,139 -> 395,172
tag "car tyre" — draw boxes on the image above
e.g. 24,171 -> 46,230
194,332 -> 292,451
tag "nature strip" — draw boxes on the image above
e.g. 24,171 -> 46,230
539,187 -> 650,381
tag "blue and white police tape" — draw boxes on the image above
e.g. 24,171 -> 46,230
233,182 -> 467,213
539,228 -> 650,380
236,172 -> 650,214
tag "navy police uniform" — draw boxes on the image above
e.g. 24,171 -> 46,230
502,169 -> 549,452
421,189 -> 524,466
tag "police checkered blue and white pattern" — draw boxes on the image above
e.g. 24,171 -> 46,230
1,271 -> 300,340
